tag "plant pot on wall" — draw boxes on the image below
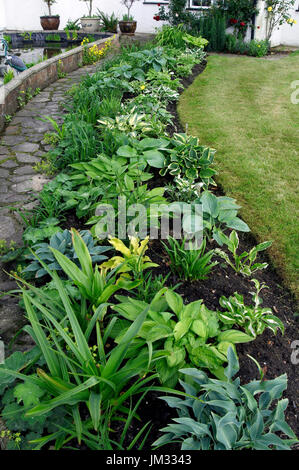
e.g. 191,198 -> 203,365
40,16 -> 60,30
118,21 -> 137,36
80,17 -> 100,32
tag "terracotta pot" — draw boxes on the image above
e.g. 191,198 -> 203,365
119,21 -> 137,35
80,17 -> 100,33
40,16 -> 60,31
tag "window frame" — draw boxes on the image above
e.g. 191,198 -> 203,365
188,0 -> 214,10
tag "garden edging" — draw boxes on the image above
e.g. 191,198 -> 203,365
0,34 -> 119,133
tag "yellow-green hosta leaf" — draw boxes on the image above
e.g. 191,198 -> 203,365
108,238 -> 131,257
217,341 -> 236,358
174,318 -> 192,342
191,319 -> 208,339
166,345 -> 186,368
165,290 -> 184,318
100,256 -> 126,271
218,330 -> 254,344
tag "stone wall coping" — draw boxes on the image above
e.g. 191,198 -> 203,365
3,34 -> 116,99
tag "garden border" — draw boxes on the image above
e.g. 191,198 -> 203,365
0,33 -> 120,133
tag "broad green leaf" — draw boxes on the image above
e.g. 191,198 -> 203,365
218,330 -> 254,344
165,290 -> 184,318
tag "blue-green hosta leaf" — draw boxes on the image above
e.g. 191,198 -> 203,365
143,149 -> 165,168
269,399 -> 298,439
201,191 -> 219,218
224,346 -> 240,380
181,438 -> 204,450
215,412 -> 240,449
173,417 -> 211,437
227,217 -> 250,232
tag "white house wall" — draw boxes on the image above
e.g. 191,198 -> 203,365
2,0 -> 162,33
255,0 -> 299,46
1,0 -> 299,46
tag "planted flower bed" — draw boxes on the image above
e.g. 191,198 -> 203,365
0,28 -> 298,451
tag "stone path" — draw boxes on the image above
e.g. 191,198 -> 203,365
0,63 -> 101,351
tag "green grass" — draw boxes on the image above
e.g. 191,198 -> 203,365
178,54 -> 299,301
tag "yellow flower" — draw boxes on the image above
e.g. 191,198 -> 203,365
267,6 -> 273,12
140,84 -> 146,90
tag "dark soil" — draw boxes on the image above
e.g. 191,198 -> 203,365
2,58 -> 298,450
65,59 -> 299,443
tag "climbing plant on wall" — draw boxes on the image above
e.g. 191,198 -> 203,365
217,0 -> 259,37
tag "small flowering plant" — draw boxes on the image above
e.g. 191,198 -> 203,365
265,0 -> 297,41
81,36 -> 114,65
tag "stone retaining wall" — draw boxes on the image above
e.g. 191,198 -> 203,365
0,33 -> 119,132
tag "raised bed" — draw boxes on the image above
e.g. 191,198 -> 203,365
0,33 -> 119,133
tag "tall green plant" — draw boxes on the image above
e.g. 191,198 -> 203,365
0,281 -> 155,449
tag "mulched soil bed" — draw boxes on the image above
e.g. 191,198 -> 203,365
49,60 -> 299,441
2,58 -> 298,449
162,59 -> 299,436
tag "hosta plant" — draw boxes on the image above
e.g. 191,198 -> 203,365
112,289 -> 253,386
183,33 -> 209,49
146,69 -> 182,91
215,230 -> 272,277
197,191 -> 250,245
24,229 -> 110,278
218,279 -> 284,339
100,236 -> 158,278
153,348 -> 297,450
160,133 -> 217,189
98,110 -> 165,139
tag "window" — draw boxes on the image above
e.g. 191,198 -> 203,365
143,1 -> 169,4
188,0 -> 214,9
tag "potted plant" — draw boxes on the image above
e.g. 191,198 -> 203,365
97,10 -> 119,33
40,0 -> 60,31
119,0 -> 140,35
80,0 -> 100,32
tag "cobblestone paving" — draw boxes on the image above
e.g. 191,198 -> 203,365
0,63 -> 100,351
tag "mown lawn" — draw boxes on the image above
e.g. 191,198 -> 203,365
178,53 -> 299,302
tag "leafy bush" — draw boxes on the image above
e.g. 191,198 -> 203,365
197,191 -> 250,245
160,133 -> 217,189
218,279 -> 285,338
154,348 -> 297,450
248,39 -> 270,57
24,229 -> 110,278
112,289 -> 254,386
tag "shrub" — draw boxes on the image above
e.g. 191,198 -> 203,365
248,39 -> 270,57
154,348 -> 298,450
